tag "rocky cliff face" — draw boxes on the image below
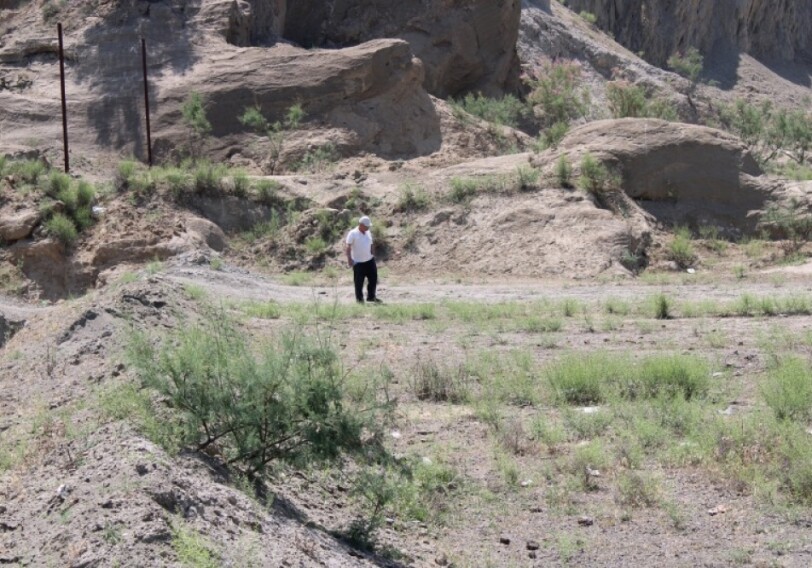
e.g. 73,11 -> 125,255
274,0 -> 522,97
564,0 -> 812,65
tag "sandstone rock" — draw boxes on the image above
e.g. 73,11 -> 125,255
0,208 -> 39,242
537,118 -> 783,232
185,217 -> 227,252
281,0 -> 521,97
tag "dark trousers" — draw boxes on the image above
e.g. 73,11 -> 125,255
353,258 -> 377,302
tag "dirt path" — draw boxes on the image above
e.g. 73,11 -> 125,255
162,261 -> 812,306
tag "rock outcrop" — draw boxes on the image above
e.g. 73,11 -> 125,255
564,0 -> 812,66
278,0 -> 522,98
535,118 -> 784,232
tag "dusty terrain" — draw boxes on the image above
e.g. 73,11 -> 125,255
1,0 -> 812,567
3,251 -> 812,567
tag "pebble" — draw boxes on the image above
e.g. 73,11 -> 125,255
526,540 -> 540,551
577,516 -> 594,526
499,536 -> 511,545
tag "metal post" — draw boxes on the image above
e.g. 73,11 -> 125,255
57,23 -> 69,173
141,38 -> 153,167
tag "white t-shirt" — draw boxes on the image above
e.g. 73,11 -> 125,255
346,227 -> 373,263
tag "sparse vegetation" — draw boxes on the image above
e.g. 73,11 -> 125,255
396,182 -> 430,212
126,311 -> 382,475
240,103 -> 306,174
450,92 -> 527,128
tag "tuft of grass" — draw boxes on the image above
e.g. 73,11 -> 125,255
555,154 -> 572,187
615,471 -> 661,508
396,182 -> 430,212
761,357 -> 812,422
45,213 -> 77,246
410,359 -> 468,403
652,293 -> 672,320
172,522 -> 220,568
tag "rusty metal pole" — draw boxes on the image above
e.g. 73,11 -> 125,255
141,37 -> 153,167
57,23 -> 69,173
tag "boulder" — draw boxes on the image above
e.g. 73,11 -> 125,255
280,0 -> 522,97
536,118 -> 785,232
0,209 -> 40,242
185,217 -> 227,252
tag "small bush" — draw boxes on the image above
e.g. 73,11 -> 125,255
578,152 -> 614,194
396,182 -> 430,212
652,293 -> 672,320
615,471 -> 661,508
555,155 -> 573,187
668,47 -> 704,85
305,236 -> 328,255
516,165 -> 540,191
668,231 -> 696,268
295,144 -> 339,173
450,92 -> 527,128
525,59 -> 590,130
254,179 -> 281,205
115,160 -> 138,191
11,159 -> 47,185
410,359 -> 468,403
448,177 -> 479,203
578,11 -> 597,25
762,357 -> 812,422
46,170 -> 72,199
45,213 -> 77,246
634,355 -> 709,401
127,314 -> 372,475
536,121 -> 570,151
546,352 -> 624,405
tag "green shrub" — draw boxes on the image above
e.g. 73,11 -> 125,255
181,92 -> 212,139
578,152 -> 614,194
127,314 -> 372,475
536,121 -> 570,151
555,155 -> 573,187
607,81 -> 648,118
192,161 -> 227,194
578,11 -> 597,25
10,159 -> 47,185
295,144 -> 339,173
762,357 -> 812,422
546,352 -> 624,405
410,359 -> 468,403
0,156 -> 6,177
396,182 -> 430,212
606,81 -> 678,121
616,471 -> 661,508
232,171 -> 250,197
450,92 -> 527,128
115,160 -> 137,191
448,177 -> 479,203
525,59 -> 590,130
668,232 -> 696,268
305,236 -> 328,255
254,179 -> 281,205
668,47 -> 704,86
46,170 -> 72,199
633,355 -> 709,401
516,165 -> 540,191
46,213 -> 77,246
652,293 -> 672,320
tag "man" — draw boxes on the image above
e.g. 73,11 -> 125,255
345,215 -> 381,304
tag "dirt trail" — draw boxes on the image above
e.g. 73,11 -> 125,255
162,261 -> 812,306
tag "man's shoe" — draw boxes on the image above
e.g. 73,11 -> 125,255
367,298 -> 383,304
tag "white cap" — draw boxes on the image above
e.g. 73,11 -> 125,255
359,216 -> 372,227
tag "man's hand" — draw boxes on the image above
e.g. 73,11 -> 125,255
347,259 -> 354,268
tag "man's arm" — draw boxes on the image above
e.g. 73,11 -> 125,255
345,243 -> 353,267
